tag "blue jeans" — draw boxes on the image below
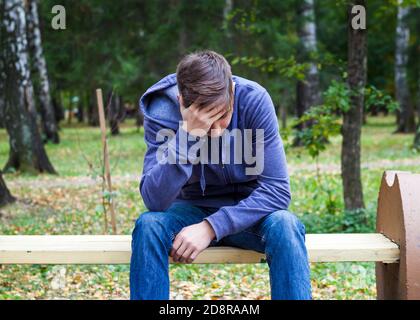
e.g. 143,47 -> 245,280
130,204 -> 311,300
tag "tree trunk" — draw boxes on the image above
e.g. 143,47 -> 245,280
178,24 -> 187,57
0,0 -> 56,174
223,0 -> 233,39
294,0 -> 321,146
341,1 -> 366,211
0,171 -> 15,207
26,0 -> 59,143
414,126 -> 420,150
76,103 -> 84,123
414,69 -> 420,149
172,0 -> 188,56
395,3 -> 415,133
75,93 -> 84,123
52,94 -> 65,124
108,92 -> 120,135
118,95 -> 127,123
88,90 -> 99,126
0,94 -> 4,128
280,102 -> 287,130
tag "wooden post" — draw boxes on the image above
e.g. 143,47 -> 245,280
96,89 -> 117,234
376,171 -> 420,299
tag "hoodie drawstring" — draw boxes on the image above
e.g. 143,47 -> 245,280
200,163 -> 206,196
221,137 -> 226,168
199,136 -> 226,196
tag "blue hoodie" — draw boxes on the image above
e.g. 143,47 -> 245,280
139,73 -> 291,241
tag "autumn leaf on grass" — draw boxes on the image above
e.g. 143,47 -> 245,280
211,282 -> 220,289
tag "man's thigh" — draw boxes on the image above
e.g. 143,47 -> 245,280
216,221 -> 266,253
138,204 -> 209,241
216,210 -> 300,254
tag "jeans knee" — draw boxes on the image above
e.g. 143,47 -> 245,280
264,210 -> 306,245
132,211 -> 170,244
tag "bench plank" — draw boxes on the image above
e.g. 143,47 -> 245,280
0,233 -> 399,264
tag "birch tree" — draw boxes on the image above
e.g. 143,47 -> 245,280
26,0 -> 59,143
395,2 -> 415,133
295,0 -> 321,145
0,0 -> 56,174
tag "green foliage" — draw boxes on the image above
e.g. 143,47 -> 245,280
291,79 -> 399,218
34,0 -> 418,117
294,105 -> 341,159
301,205 -> 376,234
323,79 -> 351,112
294,80 -> 400,161
364,85 -> 399,113
293,80 -> 348,159
231,55 -> 307,80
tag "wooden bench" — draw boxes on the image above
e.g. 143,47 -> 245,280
1,171 -> 419,299
0,233 -> 400,264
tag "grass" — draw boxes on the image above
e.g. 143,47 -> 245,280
0,115 -> 418,300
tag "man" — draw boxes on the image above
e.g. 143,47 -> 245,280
130,50 -> 311,300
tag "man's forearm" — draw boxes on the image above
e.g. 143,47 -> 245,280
140,126 -> 200,211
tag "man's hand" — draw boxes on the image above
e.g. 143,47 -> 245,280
170,221 -> 216,263
180,99 -> 227,137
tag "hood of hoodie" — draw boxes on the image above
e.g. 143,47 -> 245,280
139,73 -> 235,196
140,73 -> 182,130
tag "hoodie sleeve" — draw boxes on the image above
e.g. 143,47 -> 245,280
204,89 -> 291,241
140,118 -> 203,212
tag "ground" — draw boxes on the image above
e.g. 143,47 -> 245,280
0,116 -> 418,300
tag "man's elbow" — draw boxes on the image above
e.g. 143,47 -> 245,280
142,195 -> 170,212
140,186 -> 170,212
283,189 -> 291,209
273,184 -> 291,210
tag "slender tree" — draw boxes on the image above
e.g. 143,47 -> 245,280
107,93 -> 124,136
415,127 -> 420,149
415,69 -> 420,149
341,0 -> 366,210
176,0 -> 188,56
223,0 -> 233,38
76,100 -> 84,123
26,0 -> 59,143
395,2 -> 415,133
0,171 -> 15,207
0,0 -> 56,174
294,0 -> 321,145
0,2 -> 3,129
0,93 -> 4,128
88,96 -> 100,126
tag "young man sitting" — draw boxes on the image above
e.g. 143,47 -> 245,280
130,50 -> 311,300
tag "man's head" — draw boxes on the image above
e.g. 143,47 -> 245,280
176,50 -> 234,137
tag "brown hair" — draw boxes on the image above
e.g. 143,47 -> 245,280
176,50 -> 233,109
